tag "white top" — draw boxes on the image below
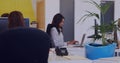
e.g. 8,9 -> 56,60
50,27 -> 65,47
117,30 -> 120,41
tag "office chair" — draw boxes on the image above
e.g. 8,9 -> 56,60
0,27 -> 50,63
46,24 -> 55,48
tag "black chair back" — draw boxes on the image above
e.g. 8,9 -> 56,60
0,27 -> 50,63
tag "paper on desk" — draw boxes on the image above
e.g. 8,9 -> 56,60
63,56 -> 87,60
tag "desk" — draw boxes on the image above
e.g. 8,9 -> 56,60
49,60 -> 92,63
93,57 -> 120,63
92,49 -> 120,63
48,47 -> 92,63
48,46 -> 120,63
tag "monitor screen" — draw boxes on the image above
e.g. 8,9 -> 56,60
0,17 -> 29,32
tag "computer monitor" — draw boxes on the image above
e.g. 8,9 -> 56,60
0,17 -> 29,32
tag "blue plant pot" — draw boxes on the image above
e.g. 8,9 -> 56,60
85,43 -> 116,60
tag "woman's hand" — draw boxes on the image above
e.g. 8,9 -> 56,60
67,40 -> 79,45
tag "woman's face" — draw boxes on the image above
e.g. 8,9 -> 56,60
59,19 -> 64,27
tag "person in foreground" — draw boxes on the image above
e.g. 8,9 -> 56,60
46,13 -> 77,47
8,11 -> 25,29
0,27 -> 50,63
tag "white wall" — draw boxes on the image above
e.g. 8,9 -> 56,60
114,0 -> 120,20
45,0 -> 60,30
32,0 -> 37,17
74,0 -> 100,45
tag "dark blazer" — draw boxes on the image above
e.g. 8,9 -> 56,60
0,27 -> 50,63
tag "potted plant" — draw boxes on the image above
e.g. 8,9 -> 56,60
77,0 -> 117,60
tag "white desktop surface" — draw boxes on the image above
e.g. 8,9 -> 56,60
49,60 -> 92,63
48,46 -> 92,63
48,46 -> 120,63
93,57 -> 120,63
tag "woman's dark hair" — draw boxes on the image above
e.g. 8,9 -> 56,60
51,13 -> 64,34
1,13 -> 9,17
8,11 -> 25,28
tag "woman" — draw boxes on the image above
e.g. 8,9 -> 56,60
8,11 -> 25,29
117,18 -> 120,48
46,13 -> 77,47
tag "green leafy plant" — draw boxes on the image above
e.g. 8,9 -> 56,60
78,0 -> 117,45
